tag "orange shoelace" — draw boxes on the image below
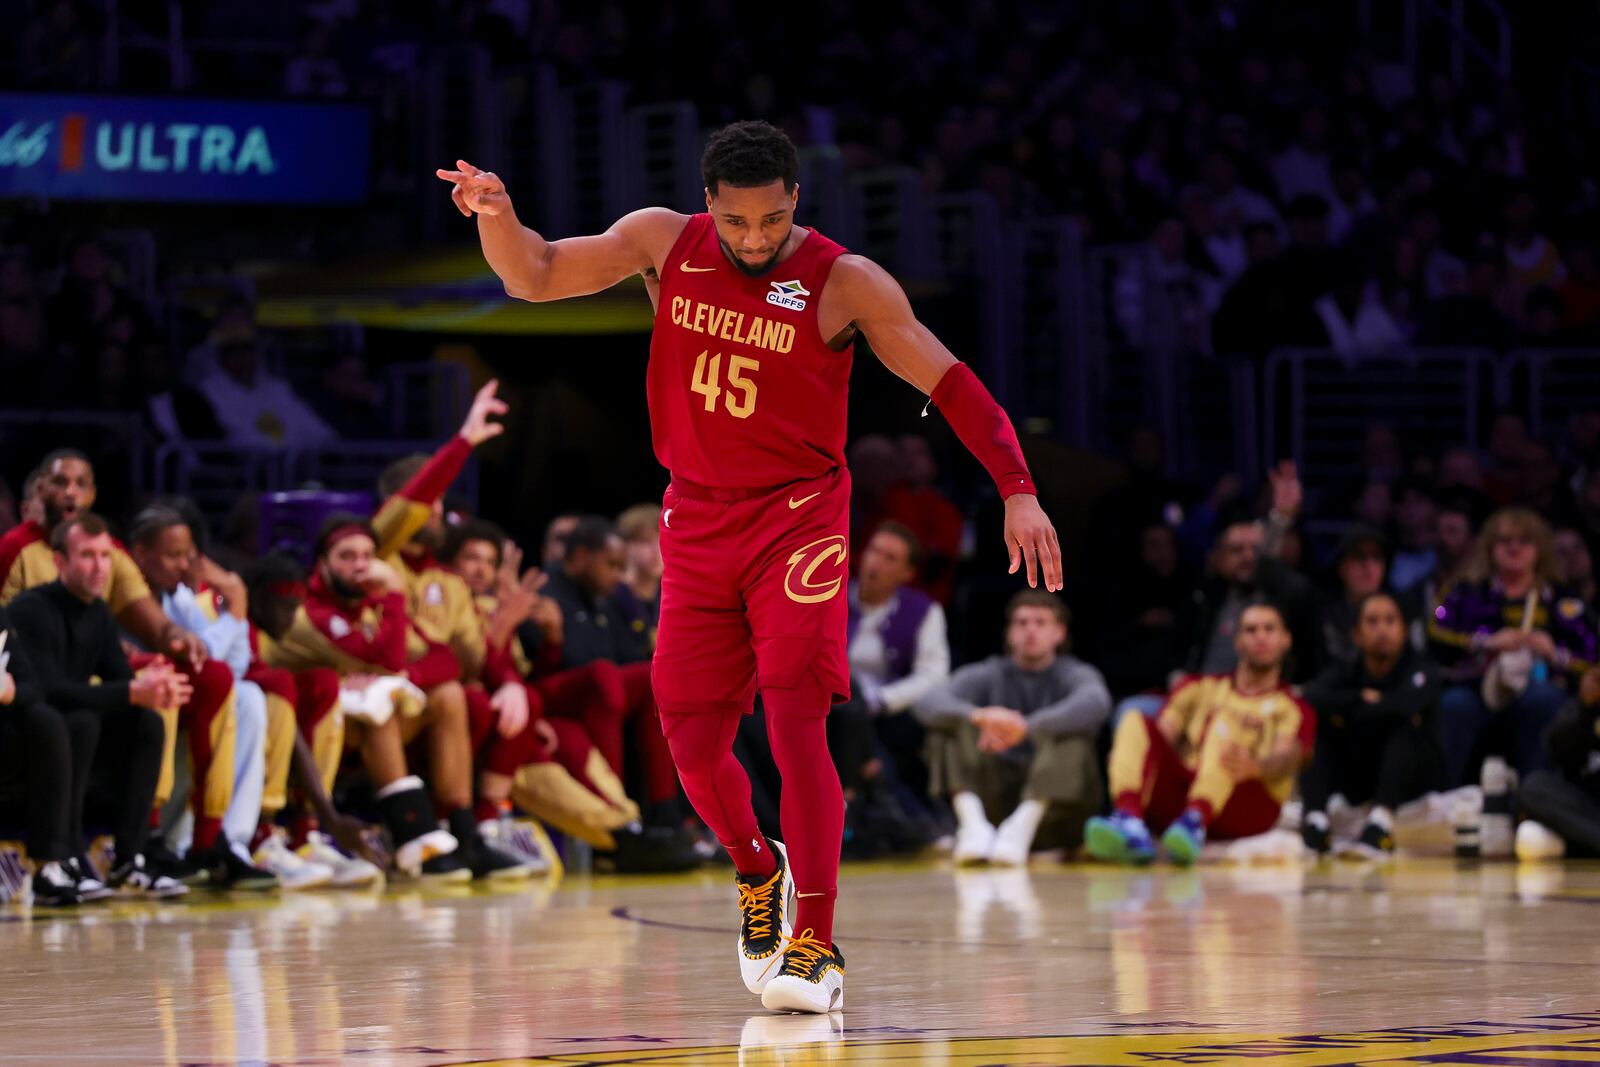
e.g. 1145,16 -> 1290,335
736,866 -> 783,942
759,928 -> 833,982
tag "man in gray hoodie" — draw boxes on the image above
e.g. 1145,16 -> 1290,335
915,590 -> 1111,865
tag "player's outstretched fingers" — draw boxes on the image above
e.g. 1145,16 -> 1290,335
1007,534 -> 1021,576
1044,528 -> 1064,591
1023,538 -> 1039,588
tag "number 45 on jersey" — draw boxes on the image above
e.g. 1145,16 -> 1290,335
691,350 -> 760,420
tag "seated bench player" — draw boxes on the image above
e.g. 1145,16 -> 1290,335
1087,598 -> 1316,865
0,450 -> 239,885
442,519 -> 674,859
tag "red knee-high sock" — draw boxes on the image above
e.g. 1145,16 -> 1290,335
766,701 -> 844,948
663,711 -> 774,878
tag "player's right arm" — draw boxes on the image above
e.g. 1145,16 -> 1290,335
435,159 -> 684,301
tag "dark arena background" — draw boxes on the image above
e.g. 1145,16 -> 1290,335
5,2 -> 1600,1064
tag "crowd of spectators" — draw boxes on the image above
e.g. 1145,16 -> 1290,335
13,1 -> 1600,365
7,2 -> 1600,906
9,387 -> 1600,908
0,234 -> 376,442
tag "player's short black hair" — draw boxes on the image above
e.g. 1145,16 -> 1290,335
128,505 -> 190,548
38,448 -> 92,477
1239,594 -> 1288,626
377,454 -> 428,501
701,121 -> 799,195
152,495 -> 210,552
441,518 -> 507,565
241,550 -> 304,593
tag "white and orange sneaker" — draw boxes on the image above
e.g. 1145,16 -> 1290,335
760,930 -> 845,1014
737,839 -> 796,995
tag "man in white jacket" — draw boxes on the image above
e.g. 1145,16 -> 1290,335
197,326 -> 338,450
129,504 -> 329,889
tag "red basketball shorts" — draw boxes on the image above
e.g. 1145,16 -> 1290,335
651,465 -> 852,719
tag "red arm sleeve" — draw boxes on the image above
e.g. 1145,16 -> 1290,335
929,362 -> 1036,500
372,435 -> 473,559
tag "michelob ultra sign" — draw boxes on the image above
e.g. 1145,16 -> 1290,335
0,92 -> 369,204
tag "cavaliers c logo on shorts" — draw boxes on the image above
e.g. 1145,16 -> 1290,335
783,535 -> 848,604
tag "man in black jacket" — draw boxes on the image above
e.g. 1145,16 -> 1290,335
7,514 -> 190,898
1300,591 -> 1444,856
1517,667 -> 1600,858
0,602 -> 85,905
542,516 -> 649,667
542,515 -> 679,821
1185,507 -> 1319,683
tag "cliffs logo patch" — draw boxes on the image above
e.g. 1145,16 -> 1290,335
1559,597 -> 1584,621
766,279 -> 810,312
783,535 -> 847,604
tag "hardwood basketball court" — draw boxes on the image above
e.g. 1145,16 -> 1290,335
4,859 -> 1600,1066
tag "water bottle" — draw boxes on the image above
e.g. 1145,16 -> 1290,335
1479,757 -> 1515,859
1453,792 -> 1481,859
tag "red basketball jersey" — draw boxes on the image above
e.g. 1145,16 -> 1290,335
648,213 -> 852,490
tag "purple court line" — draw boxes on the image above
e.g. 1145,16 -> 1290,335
606,904 -> 1600,970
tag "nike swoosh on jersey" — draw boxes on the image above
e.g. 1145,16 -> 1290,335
679,261 -> 716,273
788,492 -> 821,510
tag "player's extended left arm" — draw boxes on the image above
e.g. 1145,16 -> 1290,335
839,258 -> 1062,591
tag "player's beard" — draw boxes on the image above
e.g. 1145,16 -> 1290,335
43,498 -> 73,530
719,231 -> 789,278
328,573 -> 366,601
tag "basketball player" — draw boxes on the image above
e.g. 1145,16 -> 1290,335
438,120 -> 1061,1014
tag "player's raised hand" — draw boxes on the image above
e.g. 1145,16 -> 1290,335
497,540 -> 525,598
458,378 -> 508,446
435,159 -> 509,217
1003,494 -> 1063,592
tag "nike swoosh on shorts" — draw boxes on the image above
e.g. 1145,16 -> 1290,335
788,493 -> 821,510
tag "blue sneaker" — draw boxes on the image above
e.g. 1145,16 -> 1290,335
1085,813 -> 1156,865
1161,809 -> 1207,866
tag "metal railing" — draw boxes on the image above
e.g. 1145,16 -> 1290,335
623,102 -> 702,213
1357,0 -> 1511,88
151,441 -> 289,523
1501,348 -> 1600,441
1263,347 -> 1494,476
0,411 -> 146,501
